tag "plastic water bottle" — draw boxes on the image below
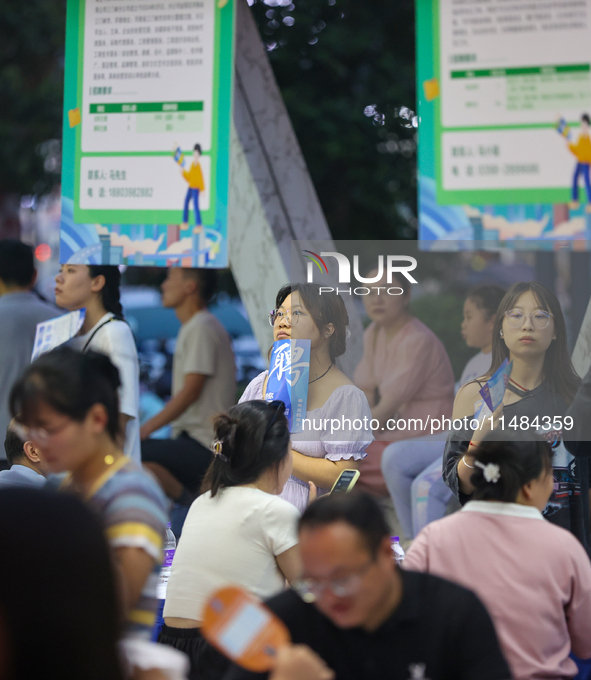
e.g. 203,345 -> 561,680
391,536 -> 405,565
153,523 -> 176,641
158,522 -> 177,599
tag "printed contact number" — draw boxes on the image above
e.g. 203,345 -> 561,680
489,415 -> 573,431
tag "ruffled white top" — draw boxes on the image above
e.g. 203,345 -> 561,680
240,371 -> 373,512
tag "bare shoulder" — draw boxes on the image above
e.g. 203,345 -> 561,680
453,380 -> 484,418
326,365 -> 354,389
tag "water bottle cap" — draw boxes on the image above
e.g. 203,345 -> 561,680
166,522 -> 171,528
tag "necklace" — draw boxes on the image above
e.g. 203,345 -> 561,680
510,377 -> 530,392
309,363 -> 333,384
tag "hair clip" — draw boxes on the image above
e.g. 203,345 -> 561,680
210,439 -> 229,464
474,460 -> 500,483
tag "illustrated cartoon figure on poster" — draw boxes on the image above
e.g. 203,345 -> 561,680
174,143 -> 205,232
562,114 -> 591,213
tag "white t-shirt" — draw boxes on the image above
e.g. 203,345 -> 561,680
455,351 -> 492,394
171,309 -> 236,446
163,487 -> 300,622
71,313 -> 141,464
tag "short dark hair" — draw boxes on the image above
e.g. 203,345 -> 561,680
582,113 -> 590,125
299,492 -> 390,557
201,400 -> 291,497
466,285 -> 506,320
10,347 -> 122,443
182,268 -> 217,304
276,283 -> 350,361
194,143 -> 202,153
471,431 -> 553,503
0,239 -> 35,287
4,428 -> 25,466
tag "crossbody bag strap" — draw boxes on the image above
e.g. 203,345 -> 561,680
82,317 -> 115,353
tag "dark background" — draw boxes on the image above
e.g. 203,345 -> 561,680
0,0 -> 418,240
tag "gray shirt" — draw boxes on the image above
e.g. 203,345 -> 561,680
171,309 -> 236,446
0,464 -> 45,489
0,291 -> 57,455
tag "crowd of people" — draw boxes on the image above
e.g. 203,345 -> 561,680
1,237 -> 591,680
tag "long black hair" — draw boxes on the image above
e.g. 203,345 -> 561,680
202,400 -> 291,497
487,282 -> 580,404
88,265 -> 124,318
0,488 -> 125,680
10,347 -> 121,442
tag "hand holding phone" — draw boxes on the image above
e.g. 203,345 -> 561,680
330,469 -> 360,494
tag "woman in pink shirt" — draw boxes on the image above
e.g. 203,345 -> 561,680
404,431 -> 591,680
353,270 -> 454,495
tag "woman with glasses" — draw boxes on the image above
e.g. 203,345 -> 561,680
9,347 -> 169,642
160,400 -> 301,680
239,283 -> 373,513
443,282 -> 590,552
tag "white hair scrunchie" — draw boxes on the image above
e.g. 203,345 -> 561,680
474,460 -> 501,484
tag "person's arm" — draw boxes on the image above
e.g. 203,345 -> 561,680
565,365 -> 591,456
275,545 -> 303,584
140,373 -> 208,439
290,451 -> 357,488
564,538 -> 591,659
115,546 -> 157,614
401,529 -> 430,572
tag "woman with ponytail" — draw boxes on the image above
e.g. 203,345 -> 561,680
55,264 -> 141,463
405,431 -> 591,680
160,400 -> 302,679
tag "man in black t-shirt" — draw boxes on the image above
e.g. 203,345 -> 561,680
224,493 -> 511,680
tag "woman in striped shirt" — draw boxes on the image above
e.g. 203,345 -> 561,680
9,346 -> 168,641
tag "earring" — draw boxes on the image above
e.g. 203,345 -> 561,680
104,454 -> 115,465
499,330 -> 504,338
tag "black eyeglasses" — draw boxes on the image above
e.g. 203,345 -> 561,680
263,400 -> 286,438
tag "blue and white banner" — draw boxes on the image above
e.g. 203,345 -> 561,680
265,339 -> 311,433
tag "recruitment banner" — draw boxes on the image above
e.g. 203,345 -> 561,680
417,0 -> 591,247
60,0 -> 235,267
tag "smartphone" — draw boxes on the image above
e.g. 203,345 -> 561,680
330,469 -> 360,494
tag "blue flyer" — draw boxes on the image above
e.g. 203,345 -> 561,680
265,339 -> 311,433
479,358 -> 512,413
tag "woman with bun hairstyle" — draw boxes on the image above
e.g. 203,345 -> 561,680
443,281 -> 590,552
239,283 -> 373,513
9,347 -> 168,642
55,264 -> 141,463
406,431 -> 591,680
161,400 -> 302,679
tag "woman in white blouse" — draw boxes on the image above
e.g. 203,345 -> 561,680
240,283 -> 373,513
161,400 -> 302,679
54,264 -> 141,463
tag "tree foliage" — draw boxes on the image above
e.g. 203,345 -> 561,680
0,0 -> 417,241
0,0 -> 66,198
249,0 -> 418,240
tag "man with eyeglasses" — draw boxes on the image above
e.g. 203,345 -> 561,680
224,493 -> 510,680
